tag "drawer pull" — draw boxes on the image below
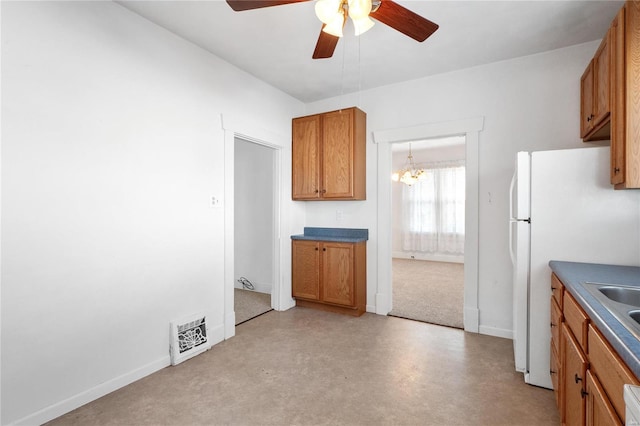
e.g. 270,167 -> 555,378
581,389 -> 589,399
575,374 -> 583,384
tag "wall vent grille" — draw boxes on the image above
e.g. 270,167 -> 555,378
170,313 -> 211,365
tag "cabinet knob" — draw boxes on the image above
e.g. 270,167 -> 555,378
314,189 -> 319,193
550,322 -> 556,328
574,373 -> 582,384
586,114 -> 594,122
615,167 -> 620,173
581,389 -> 589,399
322,189 -> 327,194
315,247 -> 319,251
323,247 -> 326,251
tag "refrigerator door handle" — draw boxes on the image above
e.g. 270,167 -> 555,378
509,220 -> 516,265
509,171 -> 516,220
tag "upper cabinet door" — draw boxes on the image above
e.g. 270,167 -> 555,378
322,109 -> 355,199
593,33 -> 611,127
581,63 -> 595,139
292,114 -> 321,199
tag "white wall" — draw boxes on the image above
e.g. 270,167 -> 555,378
1,2 -> 302,424
234,138 -> 274,294
304,40 -> 602,335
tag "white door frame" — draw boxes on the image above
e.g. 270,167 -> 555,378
221,114 -> 294,339
373,117 -> 484,332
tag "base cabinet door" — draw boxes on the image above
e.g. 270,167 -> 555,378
321,242 -> 355,306
291,240 -> 320,300
563,323 -> 588,426
586,371 -> 622,426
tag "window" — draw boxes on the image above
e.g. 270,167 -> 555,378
401,161 -> 465,255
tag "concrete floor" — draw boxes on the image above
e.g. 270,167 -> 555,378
47,307 -> 559,425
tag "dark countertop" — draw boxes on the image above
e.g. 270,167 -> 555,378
549,261 -> 640,378
291,227 -> 368,243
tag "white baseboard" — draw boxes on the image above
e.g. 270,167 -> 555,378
15,322 -> 227,426
478,325 -> 513,340
14,356 -> 170,426
463,307 -> 479,333
277,298 -> 296,312
392,251 -> 464,264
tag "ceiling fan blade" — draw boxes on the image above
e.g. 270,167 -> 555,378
370,0 -> 439,42
226,0 -> 310,12
312,25 -> 341,59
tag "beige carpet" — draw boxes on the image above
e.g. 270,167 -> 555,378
390,258 -> 464,329
234,288 -> 272,325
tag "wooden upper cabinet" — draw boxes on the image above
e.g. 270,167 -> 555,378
581,32 -> 611,140
611,1 -> 640,189
292,107 -> 366,200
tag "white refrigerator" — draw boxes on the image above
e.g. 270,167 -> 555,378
509,146 -> 640,389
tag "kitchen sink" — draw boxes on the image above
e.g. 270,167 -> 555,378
583,282 -> 640,340
598,286 -> 640,307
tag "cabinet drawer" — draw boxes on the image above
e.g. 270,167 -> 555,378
564,291 -> 589,351
551,296 -> 562,355
589,324 -> 640,423
551,273 -> 564,310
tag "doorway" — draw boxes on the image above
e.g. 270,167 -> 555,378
388,136 -> 465,328
233,137 -> 275,325
373,116 -> 484,332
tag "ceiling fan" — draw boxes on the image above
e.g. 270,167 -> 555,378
226,0 -> 439,59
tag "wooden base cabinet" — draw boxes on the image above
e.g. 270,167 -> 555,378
550,273 -> 640,425
292,239 -> 366,316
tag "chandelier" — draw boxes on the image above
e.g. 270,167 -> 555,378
391,144 -> 425,186
315,0 -> 376,37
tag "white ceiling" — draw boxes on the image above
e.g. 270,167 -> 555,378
117,0 -> 623,103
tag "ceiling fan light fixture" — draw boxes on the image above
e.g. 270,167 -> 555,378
352,15 -> 375,36
315,0 -> 343,25
347,0 -> 372,20
322,11 -> 345,37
